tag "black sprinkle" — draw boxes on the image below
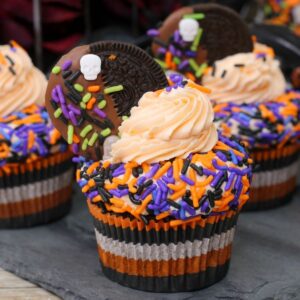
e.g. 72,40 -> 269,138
96,201 -> 107,213
68,70 -> 81,83
5,55 -> 14,65
50,100 -> 59,110
136,185 -> 144,195
234,64 -> 244,67
182,196 -> 193,207
129,192 -> 141,205
167,199 -> 181,209
144,180 -> 153,188
153,38 -> 168,48
67,92 -> 80,104
221,70 -> 227,78
132,168 -> 139,178
62,70 -> 72,79
199,195 -> 208,207
96,93 -> 105,101
104,118 -> 115,129
181,158 -> 191,175
118,184 -> 128,190
137,167 -> 143,174
140,215 -> 149,225
9,66 -> 16,75
98,188 -> 110,203
211,63 -> 216,76
77,117 -> 84,126
190,163 -> 203,176
93,119 -> 106,129
59,115 -> 68,124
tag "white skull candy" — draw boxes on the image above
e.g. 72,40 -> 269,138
103,135 -> 119,160
80,54 -> 101,81
179,18 -> 199,42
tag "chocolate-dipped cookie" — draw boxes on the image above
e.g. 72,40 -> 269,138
149,4 -> 253,82
45,41 -> 168,160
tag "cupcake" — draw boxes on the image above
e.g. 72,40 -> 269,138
0,42 -> 73,228
202,44 -> 300,210
77,81 -> 252,292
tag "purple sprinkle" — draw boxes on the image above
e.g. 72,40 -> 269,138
178,60 -> 189,71
68,104 -> 81,115
162,175 -> 175,184
146,163 -> 160,179
154,189 -> 162,205
169,44 -> 176,56
180,174 -> 195,186
166,86 -> 172,92
51,88 -> 59,103
201,199 -> 209,212
157,47 -> 167,55
72,143 -> 79,154
110,190 -> 122,198
185,50 -> 197,57
141,184 -> 156,200
225,173 -> 235,191
137,176 -> 146,185
181,201 -> 196,216
148,204 -> 160,210
167,166 -> 173,177
210,171 -> 224,188
234,175 -> 242,190
118,189 -> 129,197
69,111 -> 77,125
62,60 -> 72,71
157,179 -> 168,192
174,30 -> 180,43
88,191 -> 98,199
147,29 -> 159,37
56,85 -> 66,104
112,167 -> 125,177
216,151 -> 227,162
203,168 -> 216,176
61,104 -> 70,119
94,107 -> 107,118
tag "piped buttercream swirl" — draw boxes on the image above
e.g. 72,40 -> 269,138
202,52 -> 286,104
0,44 -> 47,116
111,84 -> 218,164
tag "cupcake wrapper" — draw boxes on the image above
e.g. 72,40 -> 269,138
88,201 -> 239,292
244,144 -> 299,211
0,151 -> 74,228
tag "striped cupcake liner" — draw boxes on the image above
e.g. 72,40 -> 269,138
0,151 -> 74,228
244,143 -> 299,211
88,201 -> 239,292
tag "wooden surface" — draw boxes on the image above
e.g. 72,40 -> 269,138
0,268 -> 60,300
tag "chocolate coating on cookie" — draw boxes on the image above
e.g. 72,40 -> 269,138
152,4 -> 253,65
45,41 -> 168,160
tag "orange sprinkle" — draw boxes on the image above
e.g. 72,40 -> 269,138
103,161 -> 110,169
27,130 -> 35,149
92,195 -> 102,202
86,162 -> 99,175
142,163 -> 150,173
82,185 -> 89,193
110,198 -> 125,208
170,216 -> 202,227
50,129 -> 61,144
73,134 -> 80,144
153,162 -> 172,179
172,159 -> 180,180
170,188 -> 186,200
128,177 -> 138,193
86,97 -> 96,110
185,72 -> 196,82
187,81 -> 211,94
13,115 -> 42,125
76,169 -> 81,181
165,51 -> 172,68
135,195 -> 152,214
167,182 -> 185,191
87,85 -> 101,93
105,183 -> 117,189
0,53 -> 6,65
196,175 -> 213,187
156,212 -> 170,220
88,179 -> 95,187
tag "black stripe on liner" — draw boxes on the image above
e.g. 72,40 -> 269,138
0,198 -> 72,229
93,213 -> 238,246
100,260 -> 230,292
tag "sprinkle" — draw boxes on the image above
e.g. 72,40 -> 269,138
180,174 -> 195,186
94,107 -> 107,118
54,108 -> 62,118
98,100 -> 107,109
183,13 -> 205,20
122,116 -> 129,121
68,70 -> 81,83
82,93 -> 92,103
80,102 -> 86,109
195,63 -> 207,78
74,83 -> 84,92
100,128 -> 111,137
147,29 -> 160,37
86,97 -> 96,110
104,85 -> 124,94
189,59 -> 198,72
88,85 -> 100,92
221,70 -> 227,78
62,60 -> 72,71
80,125 -> 93,137
154,58 -> 167,69
67,125 -> 74,144
234,64 -> 245,68
82,138 -> 89,150
191,28 -> 203,52
88,132 -> 98,146
52,66 -> 61,74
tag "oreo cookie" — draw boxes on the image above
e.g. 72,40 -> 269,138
151,4 -> 253,69
45,41 -> 168,160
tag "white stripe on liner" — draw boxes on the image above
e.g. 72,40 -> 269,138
0,169 -> 73,204
251,160 -> 299,188
95,227 -> 235,261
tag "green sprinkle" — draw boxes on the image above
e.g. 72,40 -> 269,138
104,85 -> 124,94
191,28 -> 203,52
173,57 -> 181,65
183,13 -> 205,20
52,66 -> 61,74
195,63 -> 208,78
122,116 -> 129,121
54,108 -> 62,118
98,100 -> 106,109
100,128 -> 111,137
80,125 -> 93,137
80,102 -> 86,109
67,125 -> 74,144
74,83 -> 84,92
82,93 -> 92,103
82,138 -> 89,151
155,58 -> 167,69
88,132 -> 98,146
189,59 -> 199,72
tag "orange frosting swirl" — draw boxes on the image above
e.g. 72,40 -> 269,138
202,52 -> 286,104
0,44 -> 47,116
111,84 -> 218,164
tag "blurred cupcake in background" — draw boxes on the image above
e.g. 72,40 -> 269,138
202,45 -> 300,210
0,41 -> 74,228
